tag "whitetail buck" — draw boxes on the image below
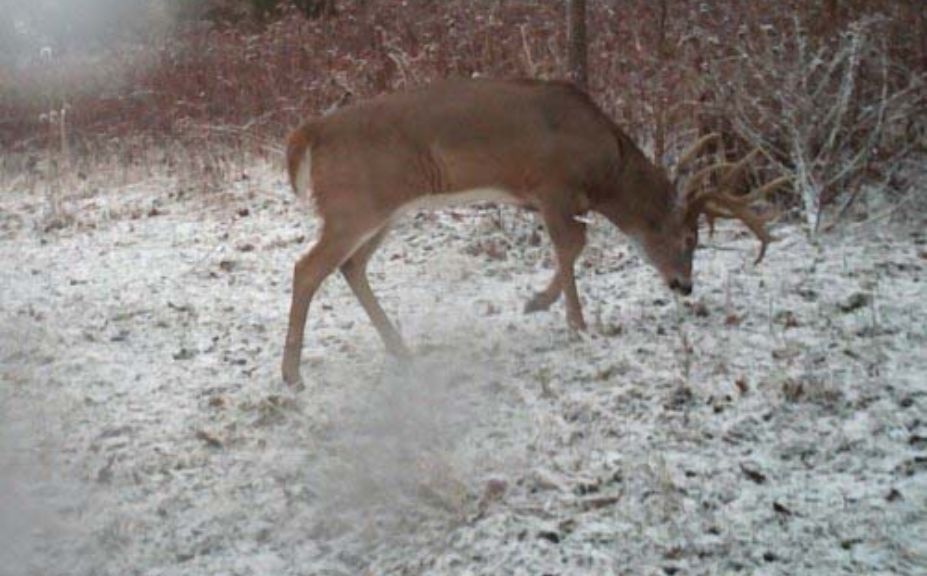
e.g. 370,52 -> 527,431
281,79 -> 788,387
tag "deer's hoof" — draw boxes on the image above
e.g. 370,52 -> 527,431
386,341 -> 413,360
524,294 -> 552,314
567,317 -> 588,332
282,366 -> 305,391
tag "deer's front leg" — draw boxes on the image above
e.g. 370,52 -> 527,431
339,227 -> 410,358
539,205 -> 587,331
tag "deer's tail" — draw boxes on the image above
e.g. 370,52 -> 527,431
286,123 -> 315,198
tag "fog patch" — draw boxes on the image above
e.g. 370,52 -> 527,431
0,317 -> 89,576
1,0 -> 170,57
309,348 -> 519,533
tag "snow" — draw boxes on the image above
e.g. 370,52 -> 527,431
1,164 -> 925,575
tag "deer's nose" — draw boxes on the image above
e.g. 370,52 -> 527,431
669,279 -> 693,296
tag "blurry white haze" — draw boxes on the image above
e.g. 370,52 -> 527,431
0,0 -> 174,60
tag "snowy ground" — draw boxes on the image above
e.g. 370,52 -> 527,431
1,164 -> 925,575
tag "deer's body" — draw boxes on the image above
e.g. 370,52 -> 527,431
281,78 -> 781,387
287,80 -> 671,227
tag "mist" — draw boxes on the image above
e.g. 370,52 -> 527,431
0,0 -> 172,64
0,317 -> 89,576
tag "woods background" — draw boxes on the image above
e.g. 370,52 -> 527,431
1,0 -> 925,231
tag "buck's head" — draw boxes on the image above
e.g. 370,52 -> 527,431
635,204 -> 699,296
628,136 -> 790,296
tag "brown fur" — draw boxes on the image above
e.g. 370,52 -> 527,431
280,79 -> 700,387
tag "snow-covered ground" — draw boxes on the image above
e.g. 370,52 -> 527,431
1,165 -> 925,575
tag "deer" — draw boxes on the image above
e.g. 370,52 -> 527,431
281,78 -> 789,388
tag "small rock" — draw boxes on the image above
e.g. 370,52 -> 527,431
782,378 -> 803,402
734,377 -> 749,395
537,530 -> 560,544
530,470 -> 564,492
601,323 -> 623,337
665,385 -> 695,410
196,429 -> 223,449
578,494 -> 621,511
175,551 -> 195,563
690,301 -> 710,317
894,456 -> 927,477
110,329 -> 130,342
477,478 -> 507,515
772,343 -> 802,361
773,501 -> 793,517
796,287 -> 818,301
167,301 -> 194,314
724,313 -> 741,326
775,310 -> 800,329
885,488 -> 903,502
573,478 -> 601,496
96,456 -> 115,484
838,292 -> 871,313
740,462 -> 767,484
840,538 -> 863,550
173,347 -> 197,361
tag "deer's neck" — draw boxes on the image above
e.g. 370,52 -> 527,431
594,148 -> 676,236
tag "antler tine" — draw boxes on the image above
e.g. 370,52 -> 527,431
683,141 -> 791,265
718,175 -> 793,207
703,198 -> 777,264
683,161 -> 736,199
718,148 -> 762,192
675,132 -> 721,173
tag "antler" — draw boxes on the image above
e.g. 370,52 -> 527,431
676,133 -> 721,171
685,148 -> 791,265
672,132 -> 721,182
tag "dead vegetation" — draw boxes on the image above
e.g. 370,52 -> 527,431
2,1 -> 924,230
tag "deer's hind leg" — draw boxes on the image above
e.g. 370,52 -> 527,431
340,227 -> 409,357
281,218 -> 385,388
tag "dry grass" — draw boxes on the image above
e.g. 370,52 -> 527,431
1,0 -> 924,219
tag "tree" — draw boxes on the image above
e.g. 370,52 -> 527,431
293,0 -> 336,19
186,0 -> 336,22
567,0 -> 588,90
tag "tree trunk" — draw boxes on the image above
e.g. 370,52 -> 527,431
816,0 -> 838,38
567,0 -> 588,90
654,0 -> 669,163
294,0 -> 336,19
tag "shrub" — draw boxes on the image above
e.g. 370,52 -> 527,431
702,16 -> 926,232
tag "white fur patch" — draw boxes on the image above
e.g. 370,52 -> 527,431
396,187 -> 517,219
294,149 -> 314,207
